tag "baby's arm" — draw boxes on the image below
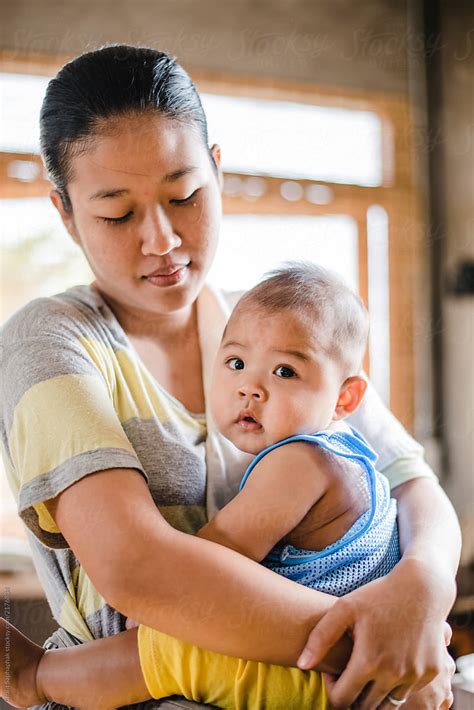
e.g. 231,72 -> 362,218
197,441 -> 330,560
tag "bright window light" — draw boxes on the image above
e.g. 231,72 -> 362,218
0,198 -> 92,322
0,73 -> 50,153
207,214 -> 358,294
202,93 -> 383,186
367,205 -> 390,404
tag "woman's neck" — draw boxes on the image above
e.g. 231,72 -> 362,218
94,284 -> 197,345
92,283 -> 205,412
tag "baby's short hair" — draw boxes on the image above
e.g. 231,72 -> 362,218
234,262 -> 369,376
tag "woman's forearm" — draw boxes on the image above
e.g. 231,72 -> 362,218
393,477 -> 461,613
111,525 -> 350,670
52,468 -> 351,670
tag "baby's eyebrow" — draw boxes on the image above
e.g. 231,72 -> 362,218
271,349 -> 309,362
221,340 -> 245,349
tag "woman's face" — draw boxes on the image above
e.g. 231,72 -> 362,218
53,113 -> 222,320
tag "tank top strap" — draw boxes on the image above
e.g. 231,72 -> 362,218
306,426 -> 378,466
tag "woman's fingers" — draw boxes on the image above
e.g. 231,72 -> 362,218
387,685 -> 454,709
357,682 -> 412,710
297,598 -> 353,669
378,651 -> 455,710
321,656 -> 376,708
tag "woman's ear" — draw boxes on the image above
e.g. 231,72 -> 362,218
50,190 -> 81,245
333,375 -> 368,420
210,144 -> 223,189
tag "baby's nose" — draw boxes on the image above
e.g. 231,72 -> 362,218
238,383 -> 265,400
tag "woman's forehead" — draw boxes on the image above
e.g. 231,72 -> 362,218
68,113 -> 209,190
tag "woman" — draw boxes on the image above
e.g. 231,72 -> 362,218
0,45 -> 459,708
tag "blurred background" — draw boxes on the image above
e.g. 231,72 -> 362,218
0,0 -> 473,704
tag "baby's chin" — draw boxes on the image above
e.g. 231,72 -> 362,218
236,441 -> 268,455
222,429 -> 290,456
223,423 -> 333,455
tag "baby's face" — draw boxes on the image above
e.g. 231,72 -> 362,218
210,306 -> 344,455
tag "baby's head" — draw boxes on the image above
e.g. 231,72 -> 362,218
211,262 -> 369,454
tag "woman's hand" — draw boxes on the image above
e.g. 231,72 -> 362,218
323,657 -> 455,710
323,642 -> 455,709
298,558 -> 455,708
380,665 -> 455,709
378,648 -> 455,710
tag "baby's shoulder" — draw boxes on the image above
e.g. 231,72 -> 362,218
252,439 -> 335,493
260,434 -> 365,490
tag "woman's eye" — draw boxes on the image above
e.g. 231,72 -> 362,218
101,211 -> 133,225
226,357 -> 245,371
274,365 -> 296,378
170,189 -> 200,206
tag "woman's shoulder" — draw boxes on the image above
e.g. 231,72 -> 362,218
1,285 -> 121,346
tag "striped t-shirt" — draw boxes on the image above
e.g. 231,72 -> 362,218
0,284 -> 248,641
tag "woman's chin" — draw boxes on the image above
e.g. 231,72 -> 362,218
140,266 -> 206,311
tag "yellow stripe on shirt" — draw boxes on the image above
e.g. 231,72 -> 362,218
9,373 -> 137,486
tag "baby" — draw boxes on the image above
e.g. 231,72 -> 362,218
1,263 -> 400,709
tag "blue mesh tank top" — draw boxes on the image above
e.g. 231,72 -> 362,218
239,427 -> 400,596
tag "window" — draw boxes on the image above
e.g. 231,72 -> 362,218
202,92 -> 383,185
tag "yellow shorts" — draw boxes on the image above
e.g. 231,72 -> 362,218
138,624 -> 329,709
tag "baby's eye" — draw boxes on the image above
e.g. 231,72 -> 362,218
226,357 -> 245,370
274,365 -> 296,378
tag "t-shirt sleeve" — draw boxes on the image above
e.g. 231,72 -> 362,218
0,299 -> 147,548
348,380 -> 438,489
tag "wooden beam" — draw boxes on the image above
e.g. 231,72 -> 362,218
0,153 -> 51,198
356,216 -> 371,377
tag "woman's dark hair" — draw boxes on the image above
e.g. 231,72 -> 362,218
40,45 -> 210,210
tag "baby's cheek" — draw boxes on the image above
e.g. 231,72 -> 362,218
274,404 -> 306,438
271,412 -> 298,440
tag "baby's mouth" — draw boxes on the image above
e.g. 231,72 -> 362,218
236,412 -> 263,431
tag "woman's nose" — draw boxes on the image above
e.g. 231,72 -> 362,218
238,382 -> 266,401
141,206 -> 182,256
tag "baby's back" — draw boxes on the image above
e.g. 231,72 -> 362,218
282,446 -> 372,552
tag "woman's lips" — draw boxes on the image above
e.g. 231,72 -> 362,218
144,264 -> 188,287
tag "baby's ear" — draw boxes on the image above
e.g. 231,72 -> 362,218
333,375 -> 368,420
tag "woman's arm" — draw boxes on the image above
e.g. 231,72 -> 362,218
392,476 -> 460,611
298,476 -> 460,708
47,466 -> 352,672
